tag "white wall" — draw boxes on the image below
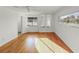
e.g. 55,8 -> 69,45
54,6 -> 79,52
18,13 -> 25,33
0,7 -> 19,46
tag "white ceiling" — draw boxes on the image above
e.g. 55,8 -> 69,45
29,6 -> 63,14
11,6 -> 63,14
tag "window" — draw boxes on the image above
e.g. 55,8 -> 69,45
27,17 -> 38,26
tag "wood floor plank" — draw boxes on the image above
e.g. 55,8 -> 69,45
0,32 -> 73,53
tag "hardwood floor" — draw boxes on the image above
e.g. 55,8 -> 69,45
0,32 -> 73,53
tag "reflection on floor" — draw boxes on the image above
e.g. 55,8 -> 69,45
0,32 -> 73,53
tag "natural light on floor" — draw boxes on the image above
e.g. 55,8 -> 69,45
26,36 -> 68,53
